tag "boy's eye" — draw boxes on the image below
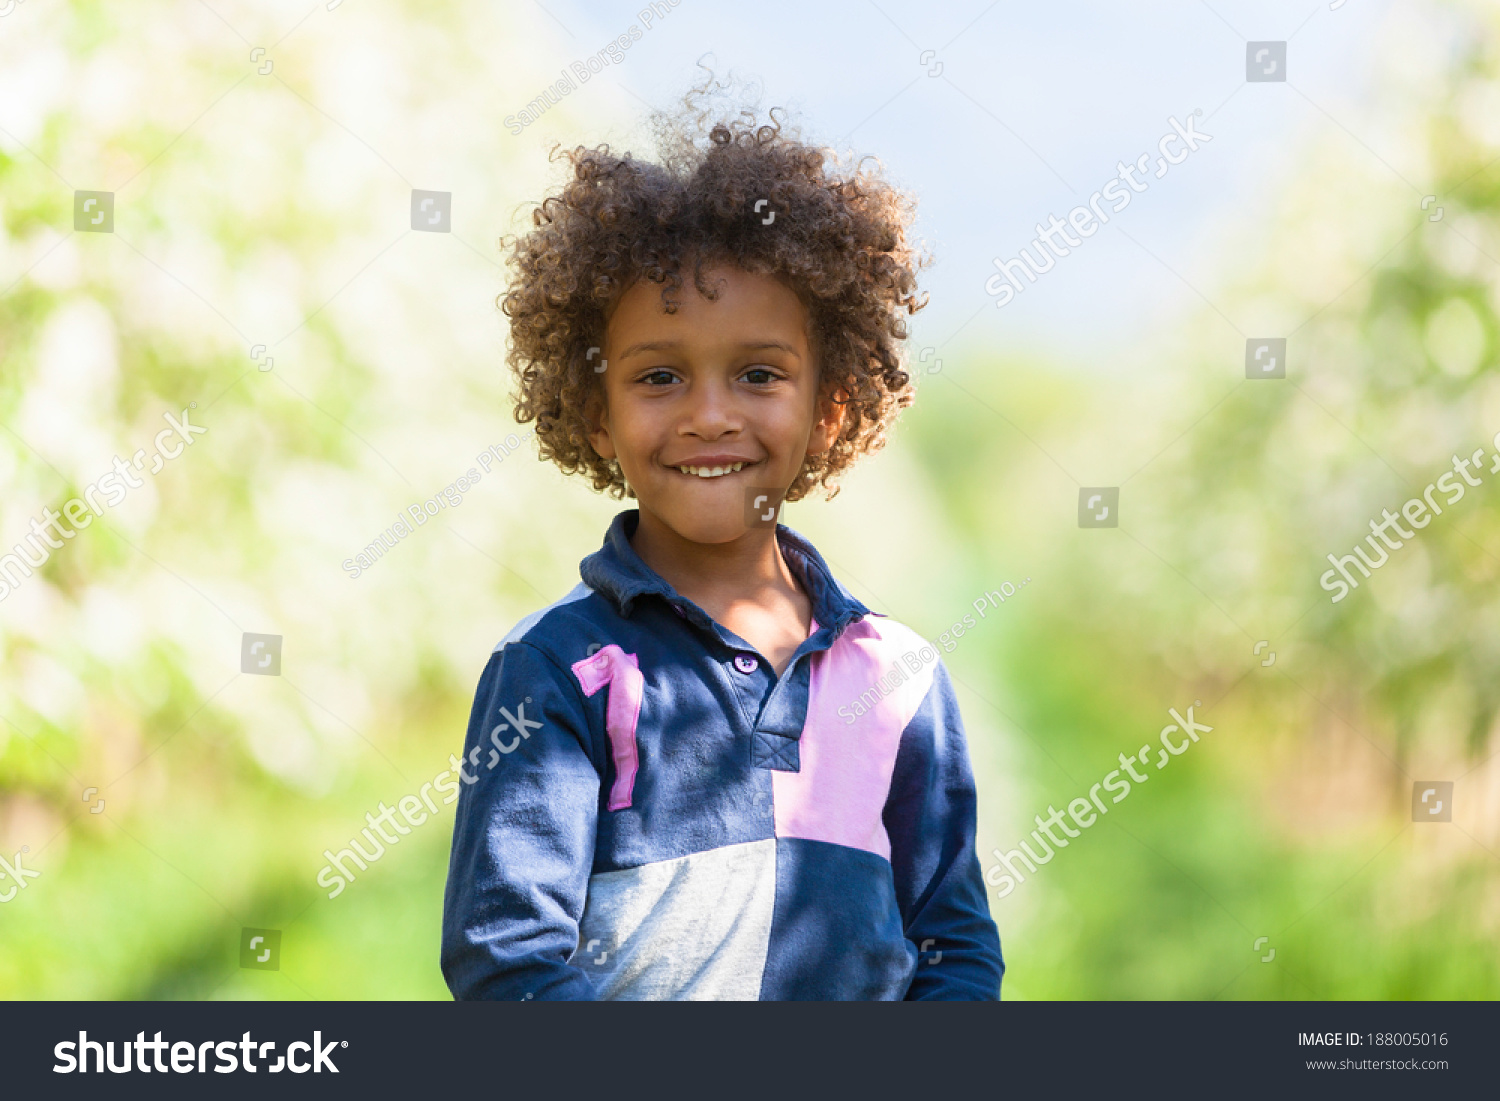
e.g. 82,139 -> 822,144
741,366 -> 779,385
640,369 -> 679,386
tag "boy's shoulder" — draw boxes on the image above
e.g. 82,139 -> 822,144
490,581 -> 602,657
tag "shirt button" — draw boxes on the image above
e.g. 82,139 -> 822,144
733,654 -> 758,674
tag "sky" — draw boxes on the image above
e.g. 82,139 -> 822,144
496,0 -> 1405,371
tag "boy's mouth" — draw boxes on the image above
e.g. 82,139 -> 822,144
670,460 -> 757,479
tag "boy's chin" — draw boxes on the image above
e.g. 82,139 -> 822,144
642,499 -> 773,546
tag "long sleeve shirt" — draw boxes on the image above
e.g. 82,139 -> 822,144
441,509 -> 1003,1000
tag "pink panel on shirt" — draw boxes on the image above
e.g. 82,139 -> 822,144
772,616 -> 937,860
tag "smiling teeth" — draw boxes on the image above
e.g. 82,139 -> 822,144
678,462 -> 745,478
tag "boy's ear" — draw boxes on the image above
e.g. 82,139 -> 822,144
584,383 -> 617,461
806,382 -> 847,457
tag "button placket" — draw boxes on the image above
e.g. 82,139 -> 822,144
725,649 -> 768,726
750,655 -> 811,772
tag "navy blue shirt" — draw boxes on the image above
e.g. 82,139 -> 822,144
441,510 -> 1003,1000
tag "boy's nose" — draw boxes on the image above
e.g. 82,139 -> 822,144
680,380 -> 742,439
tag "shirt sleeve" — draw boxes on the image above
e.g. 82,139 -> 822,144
883,659 -> 1004,1000
441,640 -> 602,1000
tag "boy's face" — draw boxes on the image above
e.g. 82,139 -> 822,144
589,264 -> 843,546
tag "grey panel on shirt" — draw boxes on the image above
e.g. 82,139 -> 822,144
571,839 -> 776,1000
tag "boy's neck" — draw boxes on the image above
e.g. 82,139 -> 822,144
628,507 -> 806,627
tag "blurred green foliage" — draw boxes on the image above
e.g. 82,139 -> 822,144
1,0 -> 1497,999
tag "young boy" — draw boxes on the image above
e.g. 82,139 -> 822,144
440,107 -> 1003,1000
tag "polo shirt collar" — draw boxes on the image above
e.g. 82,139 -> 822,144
580,508 -> 871,638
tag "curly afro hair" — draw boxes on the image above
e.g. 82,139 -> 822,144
500,81 -> 930,502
